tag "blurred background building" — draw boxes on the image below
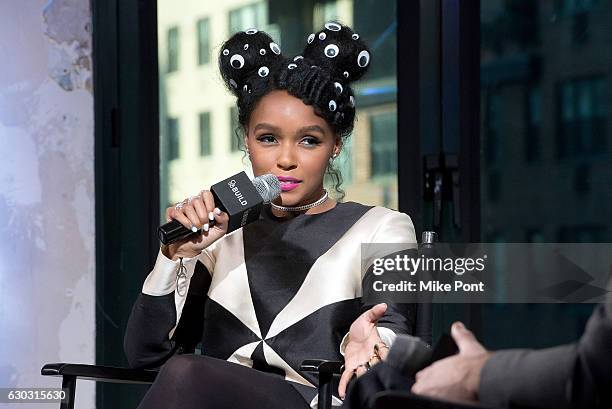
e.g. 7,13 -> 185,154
157,0 -> 399,218
475,0 -> 611,350
480,0 -> 611,243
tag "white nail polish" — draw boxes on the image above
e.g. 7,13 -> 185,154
191,225 -> 198,232
203,223 -> 209,232
208,211 -> 214,220
214,207 -> 221,215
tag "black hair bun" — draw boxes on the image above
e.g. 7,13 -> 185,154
218,29 -> 284,96
301,22 -> 371,83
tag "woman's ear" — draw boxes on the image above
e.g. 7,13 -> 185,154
333,136 -> 343,157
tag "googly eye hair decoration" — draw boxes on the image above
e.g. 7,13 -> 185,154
218,29 -> 284,96
301,21 -> 371,83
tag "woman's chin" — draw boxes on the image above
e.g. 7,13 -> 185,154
279,190 -> 297,201
277,190 -> 307,206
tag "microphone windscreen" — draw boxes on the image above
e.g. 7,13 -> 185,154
253,174 -> 281,203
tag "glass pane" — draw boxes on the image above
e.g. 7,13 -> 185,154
166,117 -> 180,160
199,112 -> 211,156
167,26 -> 179,72
479,0 -> 611,347
197,18 -> 210,65
229,106 -> 240,152
158,0 -> 398,216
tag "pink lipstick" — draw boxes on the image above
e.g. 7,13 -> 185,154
277,175 -> 302,192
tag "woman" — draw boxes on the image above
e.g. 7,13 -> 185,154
124,22 -> 417,408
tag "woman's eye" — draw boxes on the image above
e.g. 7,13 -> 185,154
301,136 -> 321,146
257,135 -> 277,143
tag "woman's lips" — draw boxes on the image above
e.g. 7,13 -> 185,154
280,181 -> 301,192
277,175 -> 302,192
277,175 -> 301,182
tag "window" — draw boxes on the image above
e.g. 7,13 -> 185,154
199,112 -> 212,156
313,0 -> 338,28
229,3 -> 266,33
557,0 -> 599,15
487,169 -> 501,202
483,89 -> 503,202
166,117 -> 179,160
370,111 -> 397,177
525,85 -> 541,162
336,137 -> 353,185
557,76 -> 606,159
167,26 -> 179,73
353,1 -> 398,80
557,224 -> 607,242
196,18 -> 210,65
481,2 -> 539,56
230,107 -> 241,152
486,231 -> 506,243
485,91 -> 502,166
571,10 -> 589,44
526,228 -> 544,243
573,163 -> 591,193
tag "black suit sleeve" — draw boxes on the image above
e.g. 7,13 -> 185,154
123,261 -> 211,369
376,302 -> 417,336
479,300 -> 612,409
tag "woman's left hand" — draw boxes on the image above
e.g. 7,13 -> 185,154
338,303 -> 389,399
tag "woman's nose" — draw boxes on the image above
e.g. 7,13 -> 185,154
276,145 -> 297,170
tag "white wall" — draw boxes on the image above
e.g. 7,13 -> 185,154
0,0 -> 95,407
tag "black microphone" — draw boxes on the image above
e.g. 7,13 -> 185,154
386,334 -> 432,377
158,171 -> 281,245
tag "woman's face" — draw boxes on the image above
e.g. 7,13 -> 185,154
245,90 -> 341,206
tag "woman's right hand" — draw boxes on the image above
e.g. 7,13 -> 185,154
161,189 -> 230,261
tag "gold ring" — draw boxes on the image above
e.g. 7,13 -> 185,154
357,362 -> 371,371
368,354 -> 380,366
374,342 -> 389,355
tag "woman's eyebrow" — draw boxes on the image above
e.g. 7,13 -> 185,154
296,125 -> 325,135
253,122 -> 325,135
253,123 -> 281,133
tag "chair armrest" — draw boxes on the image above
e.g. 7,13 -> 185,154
300,359 -> 343,375
300,360 -> 343,409
41,363 -> 158,384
